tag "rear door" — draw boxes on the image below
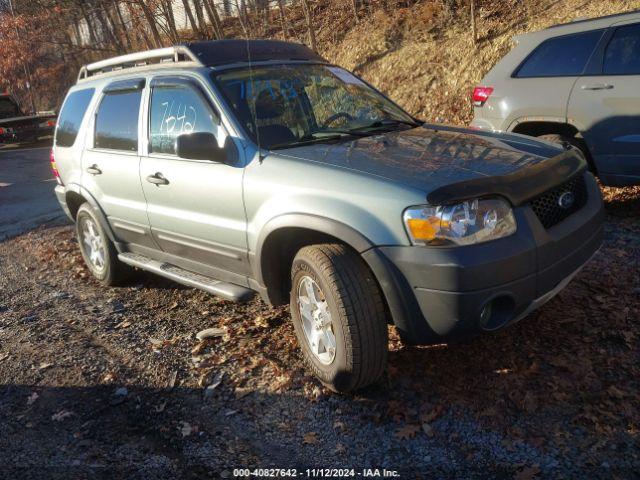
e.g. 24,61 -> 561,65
139,75 -> 249,284
568,22 -> 640,184
81,79 -> 156,248
505,29 -> 605,129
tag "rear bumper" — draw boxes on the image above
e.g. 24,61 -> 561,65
364,172 -> 604,344
54,185 -> 73,221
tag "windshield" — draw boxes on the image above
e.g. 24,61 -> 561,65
0,97 -> 20,120
212,64 -> 417,149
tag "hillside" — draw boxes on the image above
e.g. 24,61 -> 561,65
314,0 -> 640,126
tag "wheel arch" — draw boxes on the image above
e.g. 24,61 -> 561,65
510,120 -> 580,138
253,214 -> 376,306
64,184 -> 119,244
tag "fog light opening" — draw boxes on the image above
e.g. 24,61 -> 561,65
479,296 -> 514,331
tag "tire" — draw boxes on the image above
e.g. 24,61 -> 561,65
289,243 -> 388,392
75,203 -> 131,286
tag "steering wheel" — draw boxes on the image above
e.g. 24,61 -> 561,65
321,112 -> 354,128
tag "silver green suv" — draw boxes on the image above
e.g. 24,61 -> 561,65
472,10 -> 640,186
53,40 -> 603,392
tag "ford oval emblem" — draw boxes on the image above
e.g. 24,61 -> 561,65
558,191 -> 575,209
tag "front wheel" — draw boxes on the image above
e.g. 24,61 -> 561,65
290,244 -> 389,392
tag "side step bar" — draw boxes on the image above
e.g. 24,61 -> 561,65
118,252 -> 255,302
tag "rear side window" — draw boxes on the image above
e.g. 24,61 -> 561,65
604,24 -> 640,75
149,84 -> 218,155
94,90 -> 142,151
515,30 -> 603,77
55,89 -> 95,147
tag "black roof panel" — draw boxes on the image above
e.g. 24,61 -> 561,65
184,40 -> 327,66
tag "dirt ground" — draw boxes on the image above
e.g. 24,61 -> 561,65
0,186 -> 638,479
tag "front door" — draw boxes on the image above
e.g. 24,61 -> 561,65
140,76 -> 249,284
568,22 -> 640,184
81,79 -> 156,248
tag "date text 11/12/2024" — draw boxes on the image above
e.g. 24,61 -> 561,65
232,468 -> 401,477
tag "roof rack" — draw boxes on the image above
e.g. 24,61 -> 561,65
546,8 -> 640,29
77,45 -> 202,82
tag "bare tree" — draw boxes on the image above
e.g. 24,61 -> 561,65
300,0 -> 317,51
182,0 -> 204,39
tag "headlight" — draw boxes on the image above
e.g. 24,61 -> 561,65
403,198 -> 516,246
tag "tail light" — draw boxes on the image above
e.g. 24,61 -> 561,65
0,127 -> 4,135
50,148 -> 63,186
39,119 -> 56,128
472,86 -> 494,107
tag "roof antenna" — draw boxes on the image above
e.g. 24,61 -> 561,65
237,3 -> 263,163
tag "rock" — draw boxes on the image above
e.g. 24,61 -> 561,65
196,327 -> 225,341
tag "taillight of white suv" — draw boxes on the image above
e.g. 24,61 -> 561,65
472,86 -> 494,107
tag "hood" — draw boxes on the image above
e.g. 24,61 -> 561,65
275,125 -> 563,193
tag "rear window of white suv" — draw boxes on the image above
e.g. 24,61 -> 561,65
515,29 -> 604,78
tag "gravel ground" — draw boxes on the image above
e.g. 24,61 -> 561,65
0,186 -> 638,479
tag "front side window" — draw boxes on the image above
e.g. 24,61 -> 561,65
515,30 -> 603,77
149,83 -> 218,155
604,23 -> 640,75
56,88 -> 95,147
94,89 -> 142,151
212,64 -> 416,149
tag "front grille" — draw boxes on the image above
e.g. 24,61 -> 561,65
530,175 -> 588,229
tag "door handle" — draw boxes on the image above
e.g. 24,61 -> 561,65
86,164 -> 102,175
581,83 -> 614,90
146,172 -> 169,185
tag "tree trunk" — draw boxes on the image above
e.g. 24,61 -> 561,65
160,0 -> 180,43
192,0 -> 210,39
136,1 -> 164,48
203,0 -> 224,39
182,0 -> 204,39
470,0 -> 477,45
113,0 -> 133,50
300,0 -> 317,52
277,0 -> 290,39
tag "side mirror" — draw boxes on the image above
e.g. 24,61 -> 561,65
175,132 -> 228,163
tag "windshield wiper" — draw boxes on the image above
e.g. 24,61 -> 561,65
268,133 -> 348,150
328,118 -> 422,137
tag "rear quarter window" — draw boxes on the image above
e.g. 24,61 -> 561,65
515,30 -> 604,77
55,88 -> 95,147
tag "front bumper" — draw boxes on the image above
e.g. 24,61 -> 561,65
363,172 -> 604,344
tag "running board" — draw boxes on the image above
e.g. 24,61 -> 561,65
118,252 -> 255,302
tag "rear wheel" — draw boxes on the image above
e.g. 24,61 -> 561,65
289,244 -> 388,392
76,203 -> 131,286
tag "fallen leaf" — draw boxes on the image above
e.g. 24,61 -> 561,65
169,302 -> 179,310
303,432 -> 318,444
234,386 -> 252,399
204,372 -> 224,399
607,385 -> 625,399
115,320 -> 131,329
422,423 -> 435,437
155,400 -> 167,413
39,362 -> 53,370
51,410 -> 73,422
514,465 -> 540,480
0,353 -> 9,362
179,421 -> 192,437
395,424 -> 421,440
149,338 -> 163,347
196,327 -> 225,341
27,392 -> 39,405
166,370 -> 178,389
